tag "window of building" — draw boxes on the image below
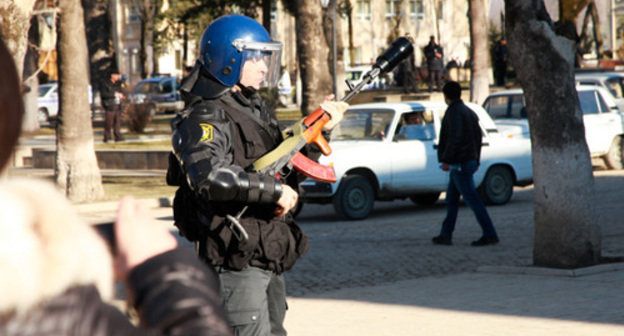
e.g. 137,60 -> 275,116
409,0 -> 424,20
271,0 -> 277,21
127,4 -> 141,23
385,0 -> 401,18
356,0 -> 371,20
436,1 -> 443,20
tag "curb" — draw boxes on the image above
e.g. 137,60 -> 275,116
74,196 -> 173,213
477,261 -> 624,277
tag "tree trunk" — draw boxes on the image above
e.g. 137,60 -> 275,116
468,0 -> 490,105
345,0 -> 355,68
22,16 -> 40,133
262,0 -> 271,34
56,0 -> 104,202
505,0 -> 600,268
296,0 -> 332,116
83,0 -> 114,104
139,0 -> 155,78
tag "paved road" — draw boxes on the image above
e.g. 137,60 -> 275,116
76,170 -> 624,298
284,170 -> 624,297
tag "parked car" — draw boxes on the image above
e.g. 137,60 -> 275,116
37,83 -> 94,123
128,76 -> 184,115
298,101 -> 533,220
575,72 -> 624,111
482,85 -> 624,169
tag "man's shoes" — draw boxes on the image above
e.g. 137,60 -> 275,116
471,236 -> 499,247
432,235 -> 452,246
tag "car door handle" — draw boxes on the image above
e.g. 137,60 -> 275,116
482,142 -> 489,147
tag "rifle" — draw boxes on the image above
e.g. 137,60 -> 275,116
227,37 -> 414,241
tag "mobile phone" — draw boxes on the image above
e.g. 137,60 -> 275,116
94,221 -> 116,254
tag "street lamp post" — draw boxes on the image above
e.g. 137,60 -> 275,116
321,0 -> 338,98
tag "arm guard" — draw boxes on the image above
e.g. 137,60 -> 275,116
172,103 -> 282,204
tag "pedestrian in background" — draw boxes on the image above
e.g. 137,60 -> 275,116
424,35 -> 444,92
100,68 -> 125,143
433,81 -> 499,247
168,15 -> 346,336
494,39 -> 508,87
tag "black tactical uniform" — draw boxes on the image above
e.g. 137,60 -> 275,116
167,76 -> 315,335
168,86 -> 310,272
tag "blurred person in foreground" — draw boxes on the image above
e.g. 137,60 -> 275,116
432,81 -> 499,247
0,37 -> 232,336
168,14 -> 346,336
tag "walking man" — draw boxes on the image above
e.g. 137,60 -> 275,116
432,81 -> 499,246
100,68 -> 125,142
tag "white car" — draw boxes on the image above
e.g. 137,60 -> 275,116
482,85 -> 624,169
37,83 -> 94,123
575,72 -> 624,111
298,101 -> 533,220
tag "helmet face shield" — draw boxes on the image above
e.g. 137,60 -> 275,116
237,39 -> 282,89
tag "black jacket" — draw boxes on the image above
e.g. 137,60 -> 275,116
437,99 -> 483,164
168,88 -> 311,273
100,79 -> 122,110
424,42 -> 444,71
0,248 -> 233,336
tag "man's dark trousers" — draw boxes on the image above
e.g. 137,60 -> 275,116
104,106 -> 124,142
439,160 -> 497,239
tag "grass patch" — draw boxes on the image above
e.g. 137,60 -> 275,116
95,139 -> 171,150
101,176 -> 176,201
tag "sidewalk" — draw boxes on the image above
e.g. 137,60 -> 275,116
76,197 -> 624,336
284,264 -> 624,336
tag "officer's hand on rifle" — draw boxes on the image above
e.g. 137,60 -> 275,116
275,184 -> 299,217
320,95 -> 348,131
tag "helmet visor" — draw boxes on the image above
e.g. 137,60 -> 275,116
235,39 -> 282,89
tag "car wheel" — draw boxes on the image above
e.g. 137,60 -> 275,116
38,108 -> 49,123
604,136 -> 623,170
410,192 -> 441,206
478,165 -> 514,205
333,175 -> 375,220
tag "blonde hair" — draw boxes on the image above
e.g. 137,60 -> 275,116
0,178 -> 113,314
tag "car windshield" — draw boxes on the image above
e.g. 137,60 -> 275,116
134,81 -> 161,94
332,109 -> 395,140
38,85 -> 54,97
606,77 -> 624,99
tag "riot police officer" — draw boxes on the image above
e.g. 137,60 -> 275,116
167,15 -> 346,336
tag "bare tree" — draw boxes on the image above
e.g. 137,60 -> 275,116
56,0 -> 104,202
468,0 -> 490,104
505,0 -> 600,268
83,0 -> 114,102
135,0 -> 159,78
0,0 -> 35,80
0,0 -> 37,132
295,0 -> 332,116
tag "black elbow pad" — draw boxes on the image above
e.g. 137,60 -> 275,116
205,168 -> 241,201
205,167 -> 282,203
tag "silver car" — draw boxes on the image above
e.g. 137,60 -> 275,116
482,85 -> 624,169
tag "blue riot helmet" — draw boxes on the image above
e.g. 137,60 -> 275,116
199,15 -> 282,89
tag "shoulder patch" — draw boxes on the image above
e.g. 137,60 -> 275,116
199,123 -> 214,142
